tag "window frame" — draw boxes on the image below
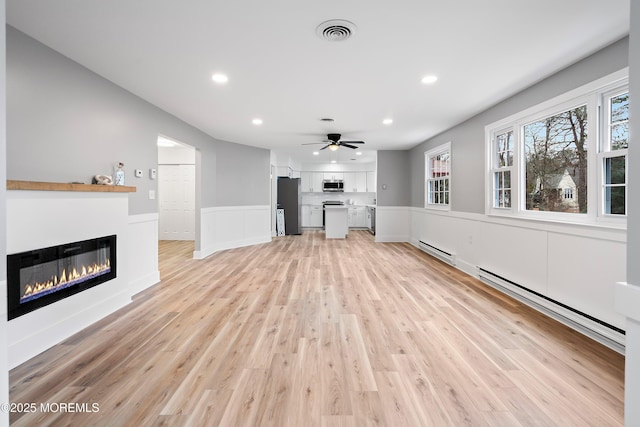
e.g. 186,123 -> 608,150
597,86 -> 629,223
484,68 -> 628,227
425,141 -> 452,211
490,128 -> 515,211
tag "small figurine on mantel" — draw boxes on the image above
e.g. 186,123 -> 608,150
92,175 -> 113,185
114,162 -> 125,186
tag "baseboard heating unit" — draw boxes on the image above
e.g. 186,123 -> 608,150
477,267 -> 625,354
418,240 -> 456,266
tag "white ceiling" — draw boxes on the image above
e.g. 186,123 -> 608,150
6,1 -> 630,165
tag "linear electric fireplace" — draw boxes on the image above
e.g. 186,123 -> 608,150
7,235 -> 117,320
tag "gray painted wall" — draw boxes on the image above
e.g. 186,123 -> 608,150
6,26 -> 270,214
377,150 -> 410,206
215,139 -> 270,206
407,37 -> 630,213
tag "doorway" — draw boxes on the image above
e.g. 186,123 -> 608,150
157,136 -> 196,241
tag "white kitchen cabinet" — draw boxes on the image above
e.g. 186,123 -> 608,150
323,172 -> 344,181
348,207 -> 357,227
301,205 -> 311,227
348,206 -> 367,227
355,172 -> 367,192
366,171 -> 377,192
301,172 -> 311,192
277,166 -> 292,177
356,208 -> 367,226
310,205 -> 323,227
311,173 -> 324,192
301,172 -> 324,192
343,172 -> 367,192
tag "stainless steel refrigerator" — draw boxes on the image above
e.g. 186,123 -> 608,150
277,177 -> 301,235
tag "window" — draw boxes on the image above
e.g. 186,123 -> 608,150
523,105 -> 587,214
425,142 -> 451,209
600,90 -> 628,215
491,130 -> 513,208
563,188 -> 573,199
485,69 -> 628,225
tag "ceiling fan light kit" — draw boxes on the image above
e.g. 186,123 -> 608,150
303,133 -> 366,151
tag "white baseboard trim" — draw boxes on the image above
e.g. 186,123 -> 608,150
195,236 -> 271,259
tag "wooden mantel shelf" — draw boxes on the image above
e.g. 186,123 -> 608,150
7,180 -> 137,193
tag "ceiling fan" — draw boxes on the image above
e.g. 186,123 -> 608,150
303,133 -> 365,151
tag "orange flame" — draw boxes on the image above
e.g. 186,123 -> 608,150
22,259 -> 111,301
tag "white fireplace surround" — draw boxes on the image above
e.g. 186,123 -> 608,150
6,187 -> 139,368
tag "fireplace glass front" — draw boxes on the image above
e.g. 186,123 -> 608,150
7,235 -> 116,320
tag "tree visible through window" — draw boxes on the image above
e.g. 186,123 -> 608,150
486,72 -> 629,224
603,92 -> 628,215
524,105 -> 587,213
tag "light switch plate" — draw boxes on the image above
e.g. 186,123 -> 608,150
150,168 -> 157,179
135,169 -> 143,178
149,190 -> 156,200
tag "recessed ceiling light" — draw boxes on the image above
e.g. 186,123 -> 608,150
211,73 -> 228,84
383,118 -> 393,125
313,151 -> 319,155
331,160 -> 337,164
252,118 -> 263,125
356,152 -> 362,155
421,75 -> 438,84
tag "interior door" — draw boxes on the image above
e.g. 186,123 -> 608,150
159,164 -> 196,240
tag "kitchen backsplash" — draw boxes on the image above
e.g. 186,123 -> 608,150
301,192 -> 376,206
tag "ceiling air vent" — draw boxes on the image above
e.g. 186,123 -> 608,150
316,20 -> 357,42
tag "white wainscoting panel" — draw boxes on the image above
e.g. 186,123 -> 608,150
547,233 -> 626,329
477,221 -> 549,295
415,209 -> 479,275
375,206 -> 410,242
195,205 -> 271,259
7,191 -> 132,368
409,207 -> 627,348
128,213 -> 160,294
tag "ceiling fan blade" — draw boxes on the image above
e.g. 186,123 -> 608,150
319,144 -> 331,150
301,142 -> 326,145
342,140 -> 365,144
341,143 -> 359,149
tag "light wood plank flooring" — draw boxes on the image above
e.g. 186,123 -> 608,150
10,230 -> 624,426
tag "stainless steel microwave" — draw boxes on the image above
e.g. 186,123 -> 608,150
322,180 -> 344,192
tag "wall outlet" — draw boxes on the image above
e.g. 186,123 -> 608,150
135,169 -> 143,178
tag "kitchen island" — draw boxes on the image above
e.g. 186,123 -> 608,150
324,205 -> 348,239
